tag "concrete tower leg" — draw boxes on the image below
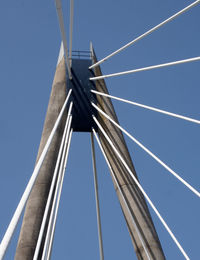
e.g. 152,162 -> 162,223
15,44 -> 67,260
91,46 -> 165,260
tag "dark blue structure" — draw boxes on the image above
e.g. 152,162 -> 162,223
67,57 -> 97,132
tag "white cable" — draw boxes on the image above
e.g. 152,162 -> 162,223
33,103 -> 73,260
91,133 -> 104,260
46,128 -> 73,260
55,0 -> 72,79
69,0 -> 74,67
41,118 -> 72,260
0,89 -> 72,260
89,0 -> 200,69
93,116 -> 190,260
91,90 -> 200,125
92,129 -> 151,260
92,103 -> 200,198
90,56 -> 200,80
41,117 -> 72,260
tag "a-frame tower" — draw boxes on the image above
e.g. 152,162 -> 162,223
14,43 -> 165,260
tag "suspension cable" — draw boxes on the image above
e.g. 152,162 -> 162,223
93,116 -> 190,260
91,133 -> 104,260
90,56 -> 200,80
91,90 -> 200,124
33,103 -> 73,260
45,127 -> 73,260
55,0 -> 72,79
0,89 -> 72,260
92,129 -> 151,260
92,103 -> 200,198
42,119 -> 73,260
89,0 -> 200,69
69,0 -> 74,67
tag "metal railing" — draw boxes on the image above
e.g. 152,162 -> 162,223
70,50 -> 91,59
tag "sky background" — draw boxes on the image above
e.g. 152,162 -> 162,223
0,0 -> 199,259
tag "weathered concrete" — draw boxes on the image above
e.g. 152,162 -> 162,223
91,47 -> 165,260
15,46 -> 67,260
14,42 -> 165,259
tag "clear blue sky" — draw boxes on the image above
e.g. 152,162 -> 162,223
0,0 -> 199,259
